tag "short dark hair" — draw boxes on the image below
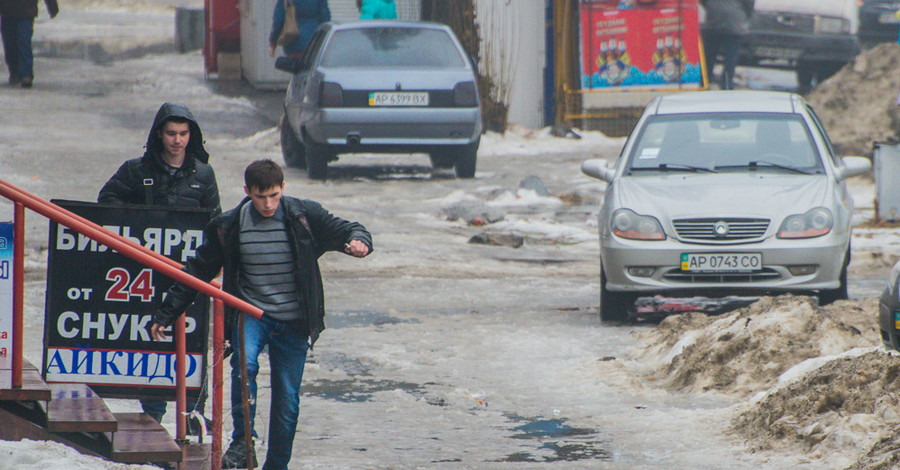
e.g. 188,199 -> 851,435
244,159 -> 284,191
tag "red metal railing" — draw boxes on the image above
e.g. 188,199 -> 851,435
0,178 -> 263,469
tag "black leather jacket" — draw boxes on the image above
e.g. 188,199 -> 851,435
98,103 -> 220,214
154,196 -> 373,347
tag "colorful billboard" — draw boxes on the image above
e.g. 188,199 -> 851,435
579,0 -> 703,90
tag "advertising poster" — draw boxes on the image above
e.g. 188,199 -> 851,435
0,223 -> 12,358
579,0 -> 703,90
43,201 -> 213,400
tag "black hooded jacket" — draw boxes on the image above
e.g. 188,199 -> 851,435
98,103 -> 221,214
153,196 -> 373,348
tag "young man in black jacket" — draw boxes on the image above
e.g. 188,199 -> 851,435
98,102 -> 220,433
150,159 -> 372,469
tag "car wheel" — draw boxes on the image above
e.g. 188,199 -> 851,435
818,252 -> 849,306
796,61 -> 815,94
428,150 -> 455,170
600,265 -> 633,322
454,138 -> 480,179
304,138 -> 330,180
280,114 -> 306,169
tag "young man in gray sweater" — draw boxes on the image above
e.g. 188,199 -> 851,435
150,159 -> 372,469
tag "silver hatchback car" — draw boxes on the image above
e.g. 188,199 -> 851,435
279,21 -> 482,180
582,91 -> 871,321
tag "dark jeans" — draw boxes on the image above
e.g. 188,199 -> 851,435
231,314 -> 309,470
0,16 -> 34,80
702,30 -> 742,90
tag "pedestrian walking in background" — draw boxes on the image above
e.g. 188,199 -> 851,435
357,0 -> 397,20
700,0 -> 754,90
0,0 -> 58,88
98,102 -> 221,435
268,0 -> 330,59
150,159 -> 372,469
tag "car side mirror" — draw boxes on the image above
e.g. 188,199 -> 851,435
275,56 -> 303,74
835,156 -> 871,181
581,158 -> 614,183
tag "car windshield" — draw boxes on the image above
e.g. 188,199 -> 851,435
626,113 -> 824,174
321,27 -> 466,68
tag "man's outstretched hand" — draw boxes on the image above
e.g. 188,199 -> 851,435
345,239 -> 369,257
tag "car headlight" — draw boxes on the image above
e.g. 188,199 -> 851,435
610,209 -> 666,240
777,207 -> 833,239
888,262 -> 900,298
814,16 -> 850,34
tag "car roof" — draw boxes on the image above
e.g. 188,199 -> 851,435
328,20 -> 452,32
651,91 -> 801,116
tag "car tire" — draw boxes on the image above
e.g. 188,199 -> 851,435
429,150 -> 455,170
818,251 -> 849,306
454,138 -> 480,179
304,138 -> 330,180
600,265 -> 633,322
280,114 -> 306,169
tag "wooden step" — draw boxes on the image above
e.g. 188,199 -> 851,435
43,383 -> 117,433
0,356 -> 51,402
108,412 -> 182,463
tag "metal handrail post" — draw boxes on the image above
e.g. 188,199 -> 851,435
211,299 -> 225,470
12,202 -> 24,388
176,315 -> 187,442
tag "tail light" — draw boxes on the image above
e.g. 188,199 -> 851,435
319,81 -> 343,107
452,81 -> 478,107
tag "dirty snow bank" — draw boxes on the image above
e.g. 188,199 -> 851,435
806,42 -> 900,157
617,295 -> 895,469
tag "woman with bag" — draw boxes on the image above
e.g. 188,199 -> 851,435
268,0 -> 330,59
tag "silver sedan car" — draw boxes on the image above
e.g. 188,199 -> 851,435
279,21 -> 482,180
582,91 -> 871,321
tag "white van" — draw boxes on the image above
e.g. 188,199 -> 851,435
738,0 -> 861,93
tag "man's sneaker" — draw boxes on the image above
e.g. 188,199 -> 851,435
221,438 -> 257,469
20,77 -> 32,88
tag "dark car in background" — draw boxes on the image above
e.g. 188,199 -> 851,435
278,21 -> 482,180
739,0 -> 861,93
879,261 -> 900,350
858,0 -> 900,44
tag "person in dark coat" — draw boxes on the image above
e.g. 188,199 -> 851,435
149,159 -> 372,469
701,0 -> 754,90
268,0 -> 330,59
0,0 -> 58,87
98,102 -> 221,434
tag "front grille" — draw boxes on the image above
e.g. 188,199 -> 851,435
752,11 -> 815,34
662,268 -> 781,284
673,218 -> 769,241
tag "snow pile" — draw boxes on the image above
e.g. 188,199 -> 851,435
632,296 -> 879,397
624,294 -> 897,468
806,42 -> 900,157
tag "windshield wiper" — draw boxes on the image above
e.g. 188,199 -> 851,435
629,163 -> 717,173
747,161 -> 813,175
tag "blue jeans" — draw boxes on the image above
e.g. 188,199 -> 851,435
0,16 -> 34,80
231,314 -> 309,470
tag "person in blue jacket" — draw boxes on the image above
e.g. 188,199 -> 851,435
357,0 -> 396,19
268,0 -> 330,59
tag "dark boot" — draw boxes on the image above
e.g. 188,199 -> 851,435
221,438 -> 257,469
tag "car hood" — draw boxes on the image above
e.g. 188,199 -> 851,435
614,173 -> 829,221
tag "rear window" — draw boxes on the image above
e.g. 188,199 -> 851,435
320,27 -> 466,68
